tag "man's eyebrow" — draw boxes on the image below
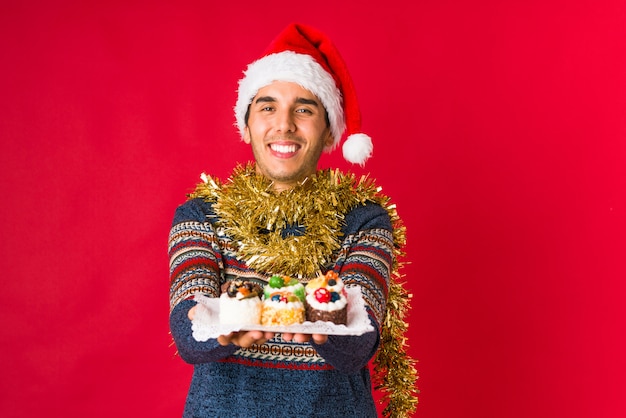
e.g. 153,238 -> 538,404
254,96 -> 276,104
295,97 -> 319,106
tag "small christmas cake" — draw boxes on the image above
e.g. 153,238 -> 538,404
305,271 -> 348,325
219,280 -> 263,325
261,275 -> 306,326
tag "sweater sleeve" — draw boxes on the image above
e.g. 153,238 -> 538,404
311,202 -> 394,373
170,299 -> 238,363
168,198 -> 235,363
311,316 -> 380,373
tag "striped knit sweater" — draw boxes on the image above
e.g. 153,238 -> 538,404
169,193 -> 394,417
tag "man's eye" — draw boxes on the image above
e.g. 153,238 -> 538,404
296,108 -> 312,114
261,106 -> 274,111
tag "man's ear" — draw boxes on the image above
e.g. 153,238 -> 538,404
324,130 -> 334,148
243,126 -> 251,144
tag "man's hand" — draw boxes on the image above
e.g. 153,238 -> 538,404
217,330 -> 276,348
281,332 -> 328,345
187,305 -> 198,320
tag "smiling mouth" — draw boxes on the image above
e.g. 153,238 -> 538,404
269,143 -> 299,154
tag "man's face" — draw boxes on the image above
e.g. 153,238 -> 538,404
244,81 -> 334,191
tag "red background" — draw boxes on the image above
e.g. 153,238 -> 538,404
1,1 -> 625,417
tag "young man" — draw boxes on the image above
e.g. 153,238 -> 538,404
169,23 -> 416,417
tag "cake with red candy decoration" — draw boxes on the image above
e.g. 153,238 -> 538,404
305,271 -> 348,325
219,280 -> 263,325
260,275 -> 306,326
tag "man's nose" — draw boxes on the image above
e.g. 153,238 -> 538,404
274,109 -> 296,133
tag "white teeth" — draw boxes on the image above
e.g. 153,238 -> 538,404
270,144 -> 297,153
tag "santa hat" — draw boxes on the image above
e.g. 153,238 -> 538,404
234,23 -> 373,165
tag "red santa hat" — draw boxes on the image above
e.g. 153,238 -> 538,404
234,23 -> 373,165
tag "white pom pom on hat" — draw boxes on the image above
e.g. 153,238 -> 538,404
235,23 -> 373,165
342,133 -> 373,166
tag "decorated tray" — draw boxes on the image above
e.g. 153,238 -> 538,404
191,286 -> 374,342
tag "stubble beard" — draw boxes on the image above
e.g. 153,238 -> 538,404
250,133 -> 325,189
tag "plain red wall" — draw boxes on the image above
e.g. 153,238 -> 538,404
1,1 -> 625,417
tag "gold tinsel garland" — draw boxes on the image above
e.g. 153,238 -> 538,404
190,163 -> 419,417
